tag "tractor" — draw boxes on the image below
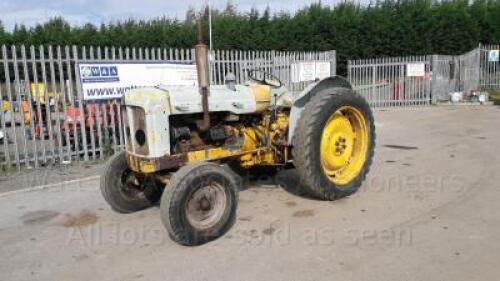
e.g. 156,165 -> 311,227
100,23 -> 375,246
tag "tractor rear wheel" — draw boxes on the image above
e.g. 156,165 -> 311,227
100,151 -> 162,213
293,87 -> 375,200
160,162 -> 238,246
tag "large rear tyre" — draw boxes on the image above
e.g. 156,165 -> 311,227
100,151 -> 162,213
293,87 -> 375,200
160,162 -> 238,246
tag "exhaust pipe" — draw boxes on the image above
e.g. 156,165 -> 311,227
195,20 -> 210,131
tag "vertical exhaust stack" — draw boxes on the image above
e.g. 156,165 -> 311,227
195,20 -> 211,131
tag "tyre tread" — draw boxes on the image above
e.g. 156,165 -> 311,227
293,87 -> 376,200
161,162 -> 238,246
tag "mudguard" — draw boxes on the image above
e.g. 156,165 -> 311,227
287,76 -> 353,145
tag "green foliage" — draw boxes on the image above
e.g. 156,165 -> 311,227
489,90 -> 500,105
0,20 -> 5,39
0,160 -> 12,174
0,0 -> 498,75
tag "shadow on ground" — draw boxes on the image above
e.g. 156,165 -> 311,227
235,166 -> 317,200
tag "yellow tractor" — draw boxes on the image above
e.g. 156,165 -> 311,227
100,23 -> 375,246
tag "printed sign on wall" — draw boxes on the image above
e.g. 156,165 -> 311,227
488,50 -> 499,62
291,61 -> 331,83
78,62 -> 198,100
406,63 -> 426,77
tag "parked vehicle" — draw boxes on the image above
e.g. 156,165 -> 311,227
60,101 -> 121,155
100,23 -> 376,246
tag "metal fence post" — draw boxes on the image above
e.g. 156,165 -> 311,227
2,45 -> 21,170
11,45 -> 30,168
72,45 -> 89,161
20,45 -> 37,167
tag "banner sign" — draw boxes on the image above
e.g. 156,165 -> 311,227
488,50 -> 499,62
78,62 -> 198,100
406,63 -> 426,77
291,61 -> 331,83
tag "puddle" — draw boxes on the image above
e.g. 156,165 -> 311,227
383,145 -> 419,150
20,210 -> 60,225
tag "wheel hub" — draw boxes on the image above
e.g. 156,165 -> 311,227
199,197 -> 212,211
120,170 -> 147,199
321,114 -> 355,171
185,182 -> 227,230
320,106 -> 369,185
334,136 -> 348,155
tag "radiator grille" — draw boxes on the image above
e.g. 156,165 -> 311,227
122,106 -> 149,156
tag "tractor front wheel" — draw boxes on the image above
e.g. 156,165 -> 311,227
160,162 -> 239,246
100,152 -> 162,213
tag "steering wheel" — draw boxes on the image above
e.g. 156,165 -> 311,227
248,70 -> 283,88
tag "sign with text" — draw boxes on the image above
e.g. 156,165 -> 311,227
488,50 -> 499,62
291,61 -> 331,83
406,63 -> 426,77
78,62 -> 198,100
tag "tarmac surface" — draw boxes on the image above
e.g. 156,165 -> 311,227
1,105 -> 500,281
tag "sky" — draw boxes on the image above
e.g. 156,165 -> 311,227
0,0 -> 345,31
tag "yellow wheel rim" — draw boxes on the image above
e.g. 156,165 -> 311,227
320,106 -> 369,185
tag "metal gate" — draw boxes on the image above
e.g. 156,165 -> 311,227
480,44 -> 500,90
348,56 -> 432,107
457,48 -> 481,95
431,48 -> 481,101
0,45 -> 336,169
430,55 -> 457,103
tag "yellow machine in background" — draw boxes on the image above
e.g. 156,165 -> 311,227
2,100 -> 10,112
30,83 -> 60,104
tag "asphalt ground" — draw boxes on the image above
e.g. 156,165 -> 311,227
1,105 -> 499,281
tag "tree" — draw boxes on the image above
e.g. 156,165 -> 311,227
224,1 -> 238,17
430,0 -> 479,54
29,17 -> 72,46
0,20 -> 9,44
0,0 -> 498,76
185,6 -> 198,25
11,24 -> 31,45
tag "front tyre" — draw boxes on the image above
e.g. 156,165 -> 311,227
293,87 -> 375,200
161,162 -> 238,246
100,151 -> 162,213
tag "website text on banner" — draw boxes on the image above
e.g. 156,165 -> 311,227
78,63 -> 198,101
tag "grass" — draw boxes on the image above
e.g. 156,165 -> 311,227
489,90 -> 500,105
0,160 -> 13,176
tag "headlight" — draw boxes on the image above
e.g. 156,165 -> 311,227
135,129 -> 146,146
